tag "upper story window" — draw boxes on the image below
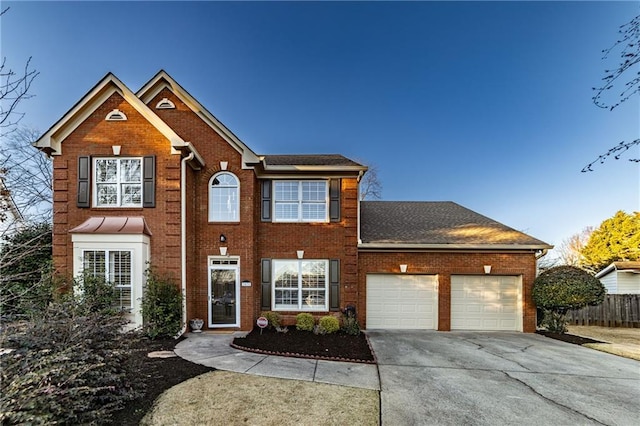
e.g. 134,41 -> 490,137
209,172 -> 239,222
273,180 -> 328,222
94,158 -> 142,207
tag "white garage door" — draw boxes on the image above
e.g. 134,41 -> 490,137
451,275 -> 521,331
366,274 -> 438,329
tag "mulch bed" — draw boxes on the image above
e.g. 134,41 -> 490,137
231,327 -> 376,363
536,330 -> 604,345
109,336 -> 214,426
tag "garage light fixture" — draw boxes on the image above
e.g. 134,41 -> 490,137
484,265 -> 492,274
400,264 -> 408,273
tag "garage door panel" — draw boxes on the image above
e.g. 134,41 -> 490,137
451,275 -> 521,331
367,274 -> 438,330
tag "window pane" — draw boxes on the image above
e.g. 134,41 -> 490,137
210,174 -> 239,222
96,159 -> 118,183
274,182 -> 298,201
274,203 -> 299,220
96,184 -> 118,206
301,261 -> 326,289
120,159 -> 141,182
83,250 -> 106,276
302,290 -> 325,308
302,182 -> 326,201
121,184 -> 142,206
302,203 -> 327,221
274,261 -> 298,289
109,251 -> 131,286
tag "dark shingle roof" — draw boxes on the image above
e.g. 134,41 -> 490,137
360,201 -> 551,247
263,154 -> 364,168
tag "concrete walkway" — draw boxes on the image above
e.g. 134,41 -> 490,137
174,332 -> 380,391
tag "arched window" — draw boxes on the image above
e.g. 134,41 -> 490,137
209,172 -> 239,222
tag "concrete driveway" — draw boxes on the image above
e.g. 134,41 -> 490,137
367,330 -> 640,426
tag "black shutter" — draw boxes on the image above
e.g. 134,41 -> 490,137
142,156 -> 155,208
329,179 -> 341,222
261,180 -> 272,222
261,258 -> 272,310
329,259 -> 340,310
77,156 -> 90,208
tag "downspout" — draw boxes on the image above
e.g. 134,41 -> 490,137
535,249 -> 548,260
178,151 -> 195,337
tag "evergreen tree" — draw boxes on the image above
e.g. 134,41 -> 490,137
579,211 -> 640,273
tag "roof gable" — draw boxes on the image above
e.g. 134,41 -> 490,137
136,70 -> 260,167
359,201 -> 552,250
34,73 -> 186,156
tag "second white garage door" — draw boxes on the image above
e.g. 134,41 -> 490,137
366,274 -> 438,329
451,275 -> 522,331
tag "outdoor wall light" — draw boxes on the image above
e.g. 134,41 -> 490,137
484,265 -> 492,274
297,250 -> 304,259
220,234 -> 227,243
400,264 -> 408,273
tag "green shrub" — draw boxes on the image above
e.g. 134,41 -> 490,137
295,312 -> 315,331
0,297 -> 141,424
533,265 -> 606,333
318,315 -> 340,334
341,306 -> 360,336
260,311 -> 281,329
75,273 -> 119,315
140,271 -> 183,339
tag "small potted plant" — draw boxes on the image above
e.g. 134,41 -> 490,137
189,318 -> 204,333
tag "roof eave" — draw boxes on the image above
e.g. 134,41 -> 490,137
136,70 -> 260,168
33,73 -> 185,155
358,242 -> 554,251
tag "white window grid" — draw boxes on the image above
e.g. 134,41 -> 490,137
272,259 -> 328,311
209,172 -> 239,222
82,249 -> 132,311
273,181 -> 328,222
94,158 -> 142,207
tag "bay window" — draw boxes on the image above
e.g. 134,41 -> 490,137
82,249 -> 132,311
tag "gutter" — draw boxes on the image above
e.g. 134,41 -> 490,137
177,151 -> 195,337
358,243 -> 554,251
535,249 -> 549,260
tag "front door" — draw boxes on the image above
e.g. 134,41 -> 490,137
208,258 -> 240,327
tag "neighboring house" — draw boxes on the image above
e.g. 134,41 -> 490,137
34,71 -> 552,332
0,177 -> 25,245
596,262 -> 640,294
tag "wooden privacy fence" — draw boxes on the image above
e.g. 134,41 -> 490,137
566,294 -> 640,328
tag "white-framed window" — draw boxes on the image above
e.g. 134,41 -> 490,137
272,259 -> 328,311
209,172 -> 239,222
82,249 -> 132,312
94,158 -> 142,207
273,181 -> 328,222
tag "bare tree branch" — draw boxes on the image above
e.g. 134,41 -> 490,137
0,127 -> 52,223
359,164 -> 383,201
585,14 -> 639,170
0,7 -> 40,137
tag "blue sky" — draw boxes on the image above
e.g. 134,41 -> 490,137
2,1 -> 639,257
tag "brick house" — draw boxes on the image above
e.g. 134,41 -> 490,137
35,71 -> 552,333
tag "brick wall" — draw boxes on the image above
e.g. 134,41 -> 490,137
53,92 -> 182,281
358,251 -> 538,332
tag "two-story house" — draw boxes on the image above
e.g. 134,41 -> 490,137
35,71 -> 552,333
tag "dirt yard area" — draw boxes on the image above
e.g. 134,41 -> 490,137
567,326 -> 640,361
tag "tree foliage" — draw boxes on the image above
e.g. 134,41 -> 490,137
533,265 -> 606,333
579,210 -> 640,273
584,13 -> 639,171
0,222 -> 52,318
140,270 -> 183,339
